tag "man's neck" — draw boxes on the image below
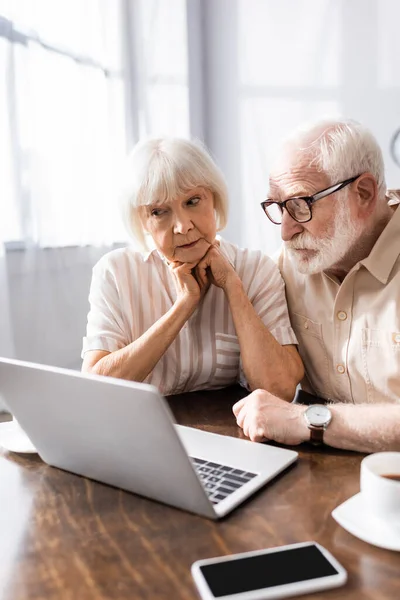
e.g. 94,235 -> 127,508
325,209 -> 394,283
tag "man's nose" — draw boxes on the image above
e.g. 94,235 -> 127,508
173,212 -> 194,235
280,209 -> 305,242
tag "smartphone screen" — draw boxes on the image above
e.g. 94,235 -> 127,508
199,544 -> 339,598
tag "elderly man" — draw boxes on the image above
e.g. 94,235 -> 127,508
234,118 -> 400,452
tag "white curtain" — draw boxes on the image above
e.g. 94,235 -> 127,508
237,0 -> 341,255
0,0 -> 127,247
132,0 -> 190,139
0,0 -> 191,386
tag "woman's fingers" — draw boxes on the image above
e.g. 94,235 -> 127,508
169,261 -> 201,299
170,261 -> 197,273
196,263 -> 208,288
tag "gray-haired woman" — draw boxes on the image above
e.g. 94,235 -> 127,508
82,137 -> 303,398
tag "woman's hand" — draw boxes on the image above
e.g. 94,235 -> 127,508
195,243 -> 240,291
170,261 -> 210,309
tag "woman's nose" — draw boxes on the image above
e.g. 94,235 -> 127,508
173,213 -> 194,234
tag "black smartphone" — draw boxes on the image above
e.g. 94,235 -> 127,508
191,541 -> 347,600
293,388 -> 328,405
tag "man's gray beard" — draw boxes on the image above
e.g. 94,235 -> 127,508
285,200 -> 363,275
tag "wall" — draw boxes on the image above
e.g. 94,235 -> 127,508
4,246 -> 121,371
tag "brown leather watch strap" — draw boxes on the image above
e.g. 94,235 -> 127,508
309,426 -> 324,445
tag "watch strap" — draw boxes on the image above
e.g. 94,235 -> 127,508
308,425 -> 325,445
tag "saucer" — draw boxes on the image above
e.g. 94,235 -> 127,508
332,492 -> 400,551
0,420 -> 37,454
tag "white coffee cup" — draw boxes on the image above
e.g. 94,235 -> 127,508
360,452 -> 400,523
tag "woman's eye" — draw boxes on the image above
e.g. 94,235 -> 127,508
187,196 -> 201,206
150,208 -> 167,217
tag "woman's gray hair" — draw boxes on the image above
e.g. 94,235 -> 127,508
119,137 -> 229,250
285,118 -> 387,199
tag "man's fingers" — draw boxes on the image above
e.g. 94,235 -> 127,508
242,415 -> 250,439
238,406 -> 268,442
232,398 -> 245,416
235,406 -> 246,429
249,425 -> 267,443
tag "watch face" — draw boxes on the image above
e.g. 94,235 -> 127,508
306,405 -> 331,427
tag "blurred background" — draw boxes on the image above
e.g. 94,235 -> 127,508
0,0 -> 399,391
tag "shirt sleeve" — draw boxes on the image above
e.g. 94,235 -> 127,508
248,253 -> 298,346
81,258 -> 130,357
237,251 -> 298,390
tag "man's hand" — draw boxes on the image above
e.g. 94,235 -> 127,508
195,242 -> 240,291
233,389 -> 308,445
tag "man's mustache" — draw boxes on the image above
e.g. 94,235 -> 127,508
285,233 -> 321,251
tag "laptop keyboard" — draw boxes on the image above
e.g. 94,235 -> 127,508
190,457 -> 258,504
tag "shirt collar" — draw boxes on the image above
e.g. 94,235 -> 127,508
143,248 -> 161,263
360,204 -> 400,284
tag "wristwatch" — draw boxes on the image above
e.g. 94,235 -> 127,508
303,404 -> 332,445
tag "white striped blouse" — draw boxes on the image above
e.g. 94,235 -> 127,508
82,237 -> 297,395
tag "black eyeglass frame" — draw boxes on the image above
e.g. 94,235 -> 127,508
260,175 -> 361,224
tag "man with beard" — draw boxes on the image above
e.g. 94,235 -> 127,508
233,118 -> 400,452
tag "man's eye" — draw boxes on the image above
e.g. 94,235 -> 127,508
187,196 -> 201,206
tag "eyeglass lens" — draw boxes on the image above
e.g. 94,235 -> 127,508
286,198 -> 311,222
265,198 -> 311,224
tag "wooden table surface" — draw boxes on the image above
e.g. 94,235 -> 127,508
0,386 -> 398,600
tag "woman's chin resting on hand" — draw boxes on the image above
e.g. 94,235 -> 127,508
81,137 -> 303,398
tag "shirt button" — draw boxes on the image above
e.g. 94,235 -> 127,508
337,364 -> 345,374
337,311 -> 347,321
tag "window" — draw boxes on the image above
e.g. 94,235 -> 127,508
0,0 -> 127,246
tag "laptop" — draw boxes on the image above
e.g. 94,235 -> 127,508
0,357 -> 298,519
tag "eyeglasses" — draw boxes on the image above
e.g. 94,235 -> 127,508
260,175 -> 360,225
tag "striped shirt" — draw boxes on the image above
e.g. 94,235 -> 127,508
82,237 -> 297,395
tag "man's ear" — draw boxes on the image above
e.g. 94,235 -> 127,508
354,173 -> 377,211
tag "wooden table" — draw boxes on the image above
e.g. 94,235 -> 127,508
0,386 -> 398,599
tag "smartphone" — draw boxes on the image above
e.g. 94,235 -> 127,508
191,541 -> 347,600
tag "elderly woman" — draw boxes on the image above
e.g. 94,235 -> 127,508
81,138 -> 303,399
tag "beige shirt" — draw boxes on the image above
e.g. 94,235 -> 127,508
278,204 -> 400,405
82,237 -> 297,395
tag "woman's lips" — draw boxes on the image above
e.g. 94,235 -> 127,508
179,240 -> 200,249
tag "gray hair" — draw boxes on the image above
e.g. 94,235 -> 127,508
119,137 -> 229,250
284,118 -> 387,199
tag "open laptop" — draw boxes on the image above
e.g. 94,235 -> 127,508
0,357 -> 298,519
